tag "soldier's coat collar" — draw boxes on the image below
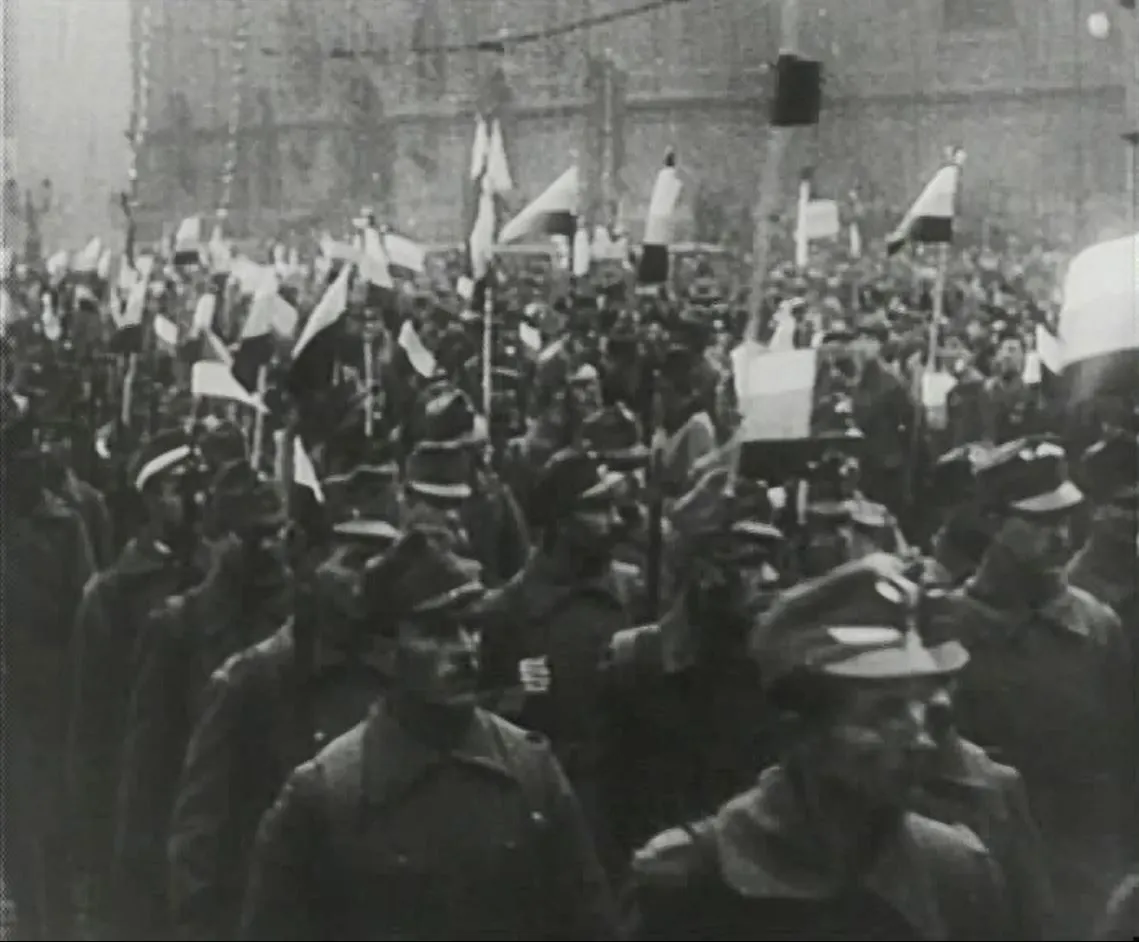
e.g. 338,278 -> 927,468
360,701 -> 515,807
710,765 -> 976,938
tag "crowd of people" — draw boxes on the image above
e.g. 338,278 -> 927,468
1,186 -> 1137,942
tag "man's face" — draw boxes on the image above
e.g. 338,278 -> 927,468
813,677 -> 940,807
148,475 -> 187,532
998,512 -> 1074,572
394,613 -> 480,707
569,377 -> 602,415
995,337 -> 1025,376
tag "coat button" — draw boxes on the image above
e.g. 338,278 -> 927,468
530,811 -> 545,826
395,853 -> 409,866
314,729 -> 327,744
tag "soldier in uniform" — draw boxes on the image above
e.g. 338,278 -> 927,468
1067,429 -> 1138,633
602,476 -> 784,861
477,448 -> 644,864
411,382 -> 530,586
2,391 -> 96,940
624,554 -> 1009,940
67,429 -> 200,932
979,324 -> 1042,446
113,461 -> 291,939
926,436 -> 1136,939
240,529 -> 620,940
914,671 -> 1054,938
168,517 -> 400,940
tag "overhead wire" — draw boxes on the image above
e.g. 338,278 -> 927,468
254,0 -> 695,58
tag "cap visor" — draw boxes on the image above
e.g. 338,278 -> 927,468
822,645 -> 960,681
579,470 -> 625,503
1010,480 -> 1084,515
408,480 -> 472,501
412,579 -> 486,615
602,446 -> 650,471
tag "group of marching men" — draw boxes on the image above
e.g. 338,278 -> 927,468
3,223 -> 1139,942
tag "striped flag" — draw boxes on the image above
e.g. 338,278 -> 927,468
638,149 -> 682,286
1055,232 -> 1139,404
498,165 -> 578,244
173,216 -> 203,266
287,263 -> 352,397
886,150 -> 966,256
732,343 -> 866,442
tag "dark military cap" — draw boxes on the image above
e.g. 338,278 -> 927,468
975,435 -> 1083,515
530,448 -> 623,528
750,553 -> 968,692
130,428 -> 193,492
199,416 -> 249,469
417,384 -> 486,449
1080,432 -> 1139,505
330,517 -> 403,547
208,459 -> 288,534
581,405 -> 649,471
405,443 -> 473,502
324,462 -> 402,526
364,528 -> 485,621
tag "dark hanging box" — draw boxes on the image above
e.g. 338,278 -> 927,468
770,53 -> 823,127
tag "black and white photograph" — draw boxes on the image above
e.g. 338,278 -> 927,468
1,0 -> 1137,939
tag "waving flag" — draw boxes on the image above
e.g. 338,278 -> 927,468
886,150 -> 966,256
1056,232 -> 1139,404
638,149 -> 682,286
499,166 -> 578,244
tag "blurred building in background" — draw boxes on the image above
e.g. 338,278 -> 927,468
127,0 -> 1136,244
5,0 -> 133,251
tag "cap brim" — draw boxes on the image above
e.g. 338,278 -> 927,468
823,640 -> 965,681
579,470 -> 625,503
407,480 -> 472,501
331,519 -> 402,544
412,579 -> 486,615
599,446 -> 650,471
1009,480 -> 1084,515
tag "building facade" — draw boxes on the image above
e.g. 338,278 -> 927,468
132,0 -> 1136,244
4,0 -> 133,251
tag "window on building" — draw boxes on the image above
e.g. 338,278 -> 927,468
941,0 -> 1018,32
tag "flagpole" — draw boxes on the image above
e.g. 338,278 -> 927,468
746,0 -> 802,342
482,284 -> 494,422
363,327 -> 375,439
250,364 -> 268,471
731,0 -> 802,497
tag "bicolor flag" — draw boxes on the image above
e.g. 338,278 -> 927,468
287,263 -> 351,396
173,216 -> 203,266
232,285 -> 287,392
110,266 -> 147,354
795,172 -> 841,269
886,149 -> 966,256
637,149 -> 682,286
383,231 -> 428,279
732,344 -> 819,441
1055,231 -> 1139,404
191,358 -> 267,412
498,165 -> 579,244
398,320 -> 437,378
